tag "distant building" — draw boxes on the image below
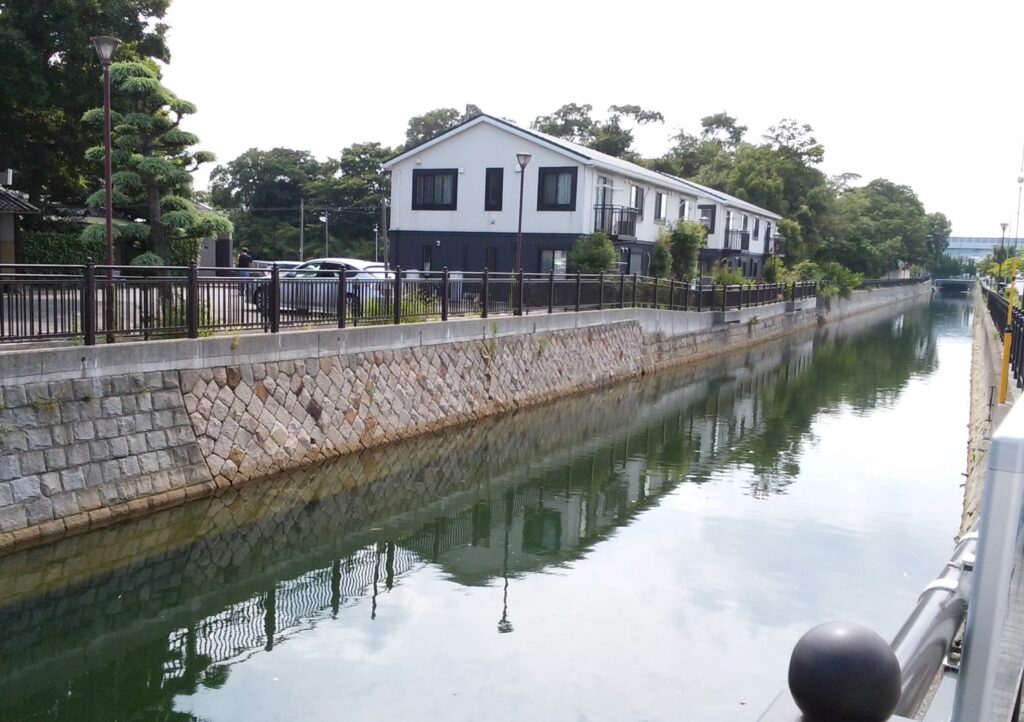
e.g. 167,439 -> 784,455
0,186 -> 40,264
383,114 -> 782,276
945,236 -> 1017,262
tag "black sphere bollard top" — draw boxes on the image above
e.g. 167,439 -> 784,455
788,621 -> 901,722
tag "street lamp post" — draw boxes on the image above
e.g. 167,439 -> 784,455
373,223 -> 379,263
515,153 -> 531,272
91,35 -> 121,343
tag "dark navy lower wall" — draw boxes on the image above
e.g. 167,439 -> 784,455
390,230 -> 582,273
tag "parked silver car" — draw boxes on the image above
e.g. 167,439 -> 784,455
277,258 -> 392,316
245,260 -> 300,307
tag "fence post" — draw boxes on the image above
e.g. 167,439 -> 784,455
517,269 -> 525,316
83,259 -> 97,346
575,270 -> 582,312
599,272 -> 604,310
441,267 -> 449,322
548,269 -> 555,313
696,282 -> 702,312
269,263 -> 280,334
654,277 -> 660,310
632,273 -> 638,307
187,262 -> 199,339
338,268 -> 346,329
393,266 -> 402,325
619,273 -> 626,309
481,268 -> 489,319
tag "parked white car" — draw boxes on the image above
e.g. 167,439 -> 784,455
277,258 -> 392,316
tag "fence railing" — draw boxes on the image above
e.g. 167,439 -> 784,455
0,262 -> 821,346
984,284 -> 1024,390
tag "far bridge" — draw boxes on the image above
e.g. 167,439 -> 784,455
934,277 -> 974,295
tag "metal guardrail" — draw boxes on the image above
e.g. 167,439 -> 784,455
762,285 -> 1024,722
984,284 -> 1024,390
0,262 -> 820,346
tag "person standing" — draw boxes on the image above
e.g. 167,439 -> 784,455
236,247 -> 252,297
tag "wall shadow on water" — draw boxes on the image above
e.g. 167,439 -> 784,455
0,297 -> 953,721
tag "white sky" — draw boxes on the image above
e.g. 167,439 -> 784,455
160,0 -> 1024,239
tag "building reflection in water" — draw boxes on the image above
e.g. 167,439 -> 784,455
0,299 -> 949,721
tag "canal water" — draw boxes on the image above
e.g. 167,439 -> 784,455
0,296 -> 971,722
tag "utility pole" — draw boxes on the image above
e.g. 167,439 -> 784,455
298,197 -> 304,261
373,223 -> 379,263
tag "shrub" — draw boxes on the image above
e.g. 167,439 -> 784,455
568,231 -> 617,273
649,229 -> 672,278
21,221 -> 104,267
669,221 -> 706,280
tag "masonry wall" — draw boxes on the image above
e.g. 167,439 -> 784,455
0,281 -> 933,551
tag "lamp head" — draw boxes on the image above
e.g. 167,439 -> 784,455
515,153 -> 532,170
90,36 -> 121,66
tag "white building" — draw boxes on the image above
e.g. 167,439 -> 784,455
383,114 -> 783,276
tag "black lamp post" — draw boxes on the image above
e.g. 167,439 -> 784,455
91,35 -> 121,342
515,152 -> 531,272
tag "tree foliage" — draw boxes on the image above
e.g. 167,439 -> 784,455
669,221 -> 706,280
568,231 -> 617,273
81,60 -> 230,263
531,103 -> 663,160
404,105 -> 482,148
650,230 -> 672,278
0,0 -> 170,205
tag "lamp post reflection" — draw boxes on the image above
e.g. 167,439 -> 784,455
498,489 -> 514,634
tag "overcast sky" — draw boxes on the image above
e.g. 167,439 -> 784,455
160,0 -> 1024,239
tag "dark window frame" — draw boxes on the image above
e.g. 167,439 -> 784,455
539,248 -> 568,275
412,168 -> 458,211
422,244 -> 433,271
484,167 -> 503,211
698,204 -> 717,234
537,167 -> 578,211
630,185 -> 646,220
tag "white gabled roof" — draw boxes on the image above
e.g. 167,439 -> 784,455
384,114 -> 781,220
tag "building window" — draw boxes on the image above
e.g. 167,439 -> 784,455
754,218 -> 760,240
422,245 -> 433,271
679,199 -> 689,221
630,185 -> 645,220
654,191 -> 667,222
698,205 -> 716,233
742,214 -> 749,231
485,246 -> 497,271
484,167 -> 503,211
537,167 -> 578,211
412,169 -> 457,210
539,249 -> 568,275
765,221 -> 772,242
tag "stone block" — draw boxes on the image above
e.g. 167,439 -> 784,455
51,491 -> 80,518
109,437 -> 129,458
26,428 -> 53,451
119,456 -> 141,478
134,413 -> 153,432
44,446 -> 67,470
39,472 -> 61,497
88,440 -> 110,459
128,433 -> 148,456
162,371 -> 179,390
0,483 -> 11,507
116,415 -> 137,436
121,396 -> 137,415
74,487 -> 102,512
0,431 -> 28,454
11,475 -> 41,502
139,452 -> 160,474
61,467 -> 86,491
24,496 -> 53,525
152,390 -> 180,411
94,418 -> 118,439
72,420 -> 96,442
20,451 -> 45,475
85,463 -> 104,487
136,392 -> 153,412
0,455 -> 19,482
144,371 -> 164,390
146,431 -> 168,451
3,386 -> 26,408
100,397 -> 122,416
155,409 -> 176,429
0,505 -> 27,533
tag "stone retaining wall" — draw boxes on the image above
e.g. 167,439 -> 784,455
0,281 -> 933,552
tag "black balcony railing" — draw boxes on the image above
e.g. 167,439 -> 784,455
0,261 -> 827,346
593,205 -> 638,239
723,229 -> 750,252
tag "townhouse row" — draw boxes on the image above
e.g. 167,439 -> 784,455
383,114 -> 783,277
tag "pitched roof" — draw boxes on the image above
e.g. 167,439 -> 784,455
384,114 -> 781,219
0,188 -> 40,214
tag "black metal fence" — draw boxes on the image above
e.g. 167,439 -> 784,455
0,262 -> 820,346
984,284 -> 1024,389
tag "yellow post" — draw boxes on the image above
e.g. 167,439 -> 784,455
999,258 -> 1019,403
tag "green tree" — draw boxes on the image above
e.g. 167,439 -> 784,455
669,221 -> 706,280
568,232 -> 617,273
532,103 -> 663,160
81,60 -> 230,263
650,230 -> 672,278
404,105 -> 482,148
0,0 -> 170,205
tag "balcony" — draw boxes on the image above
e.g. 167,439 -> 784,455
594,205 -> 638,240
723,229 -> 750,252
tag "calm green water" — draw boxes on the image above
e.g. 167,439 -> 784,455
0,297 -> 971,722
